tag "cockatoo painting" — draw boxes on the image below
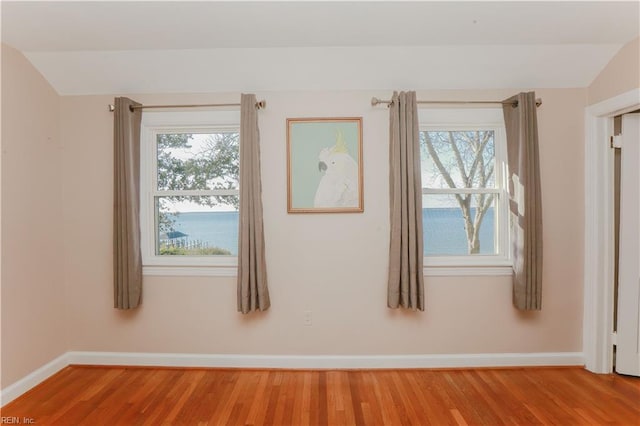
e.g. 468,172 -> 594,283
287,118 -> 362,212
313,130 -> 359,208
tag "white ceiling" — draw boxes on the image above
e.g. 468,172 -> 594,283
2,1 -> 639,95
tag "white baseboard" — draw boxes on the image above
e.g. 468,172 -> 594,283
2,351 -> 584,406
67,351 -> 584,370
0,353 -> 69,406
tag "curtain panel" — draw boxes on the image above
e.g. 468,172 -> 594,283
237,94 -> 271,313
502,92 -> 543,310
388,91 -> 425,311
113,97 -> 143,309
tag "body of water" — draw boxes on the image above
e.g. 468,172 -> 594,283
167,211 -> 240,255
423,207 -> 495,255
166,208 -> 495,256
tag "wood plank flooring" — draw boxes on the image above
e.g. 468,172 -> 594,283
1,366 -> 638,425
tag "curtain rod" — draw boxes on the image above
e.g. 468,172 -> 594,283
370,97 -> 542,108
108,100 -> 266,112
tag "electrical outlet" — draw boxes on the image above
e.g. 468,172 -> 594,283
303,310 -> 312,326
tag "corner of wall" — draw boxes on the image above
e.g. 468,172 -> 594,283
588,37 -> 640,106
1,43 -> 68,392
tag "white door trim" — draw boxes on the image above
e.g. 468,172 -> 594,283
584,88 -> 640,373
616,113 -> 640,376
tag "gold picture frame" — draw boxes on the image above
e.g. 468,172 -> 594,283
287,117 -> 363,213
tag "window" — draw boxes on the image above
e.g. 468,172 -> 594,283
140,110 -> 241,273
419,109 -> 510,270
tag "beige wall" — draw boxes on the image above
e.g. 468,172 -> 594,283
60,88 -> 586,356
589,37 -> 640,105
1,45 -> 67,387
1,41 -> 590,390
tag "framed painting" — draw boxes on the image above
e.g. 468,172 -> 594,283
287,117 -> 363,213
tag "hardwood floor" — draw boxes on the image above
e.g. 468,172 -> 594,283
1,366 -> 638,425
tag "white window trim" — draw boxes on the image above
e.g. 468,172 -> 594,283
143,266 -> 237,277
419,108 -> 511,275
140,110 -> 241,276
425,265 -> 512,277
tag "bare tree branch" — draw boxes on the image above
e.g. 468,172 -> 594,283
448,132 -> 469,186
466,131 -> 492,187
423,130 -> 496,254
424,133 -> 465,206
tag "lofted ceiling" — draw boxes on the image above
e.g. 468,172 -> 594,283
2,1 -> 639,95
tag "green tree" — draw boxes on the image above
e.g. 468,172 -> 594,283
156,132 -> 239,233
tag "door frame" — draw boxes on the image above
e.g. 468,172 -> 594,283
584,88 -> 640,373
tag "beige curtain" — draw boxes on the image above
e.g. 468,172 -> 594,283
237,94 -> 271,313
113,97 -> 143,309
388,91 -> 425,311
503,92 -> 543,310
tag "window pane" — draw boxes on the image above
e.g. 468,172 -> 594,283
420,130 -> 495,189
155,196 -> 238,256
423,194 -> 496,256
156,132 -> 239,191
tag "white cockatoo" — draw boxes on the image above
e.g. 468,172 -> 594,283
313,130 -> 359,208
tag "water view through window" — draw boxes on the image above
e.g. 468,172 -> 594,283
158,206 -> 494,257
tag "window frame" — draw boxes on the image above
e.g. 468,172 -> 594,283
418,108 -> 511,274
140,110 -> 241,275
